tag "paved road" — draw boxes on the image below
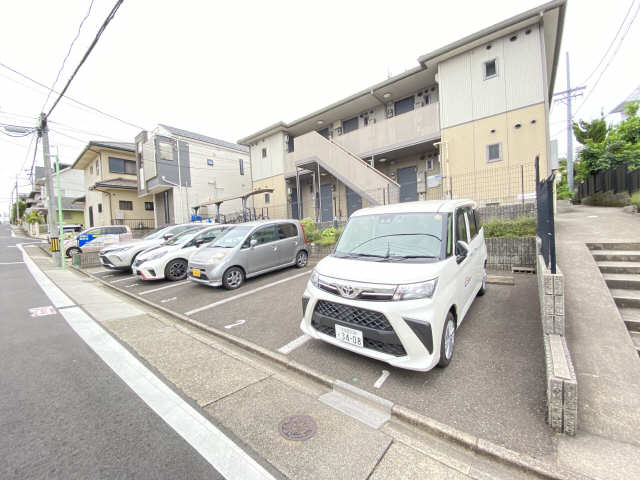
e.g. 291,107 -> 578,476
0,224 -> 225,479
91,249 -> 552,458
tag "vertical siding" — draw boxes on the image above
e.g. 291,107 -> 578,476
250,132 -> 285,181
504,26 -> 544,111
438,54 -> 473,128
470,38 -> 507,120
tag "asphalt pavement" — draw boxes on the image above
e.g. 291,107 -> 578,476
0,224 -> 225,479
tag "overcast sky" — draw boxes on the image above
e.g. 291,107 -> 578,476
1,0 -> 639,216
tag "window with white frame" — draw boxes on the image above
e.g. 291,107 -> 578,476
486,143 -> 502,163
239,158 -> 244,176
207,159 -> 214,167
484,59 -> 497,79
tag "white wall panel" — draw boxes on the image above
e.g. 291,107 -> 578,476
438,54 -> 473,129
470,38 -> 507,120
503,26 -> 544,111
250,132 -> 284,181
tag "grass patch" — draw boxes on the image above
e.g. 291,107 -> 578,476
631,191 -> 640,210
482,217 -> 536,238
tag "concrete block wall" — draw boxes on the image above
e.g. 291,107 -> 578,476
536,237 -> 576,435
476,202 -> 536,224
486,237 -> 536,271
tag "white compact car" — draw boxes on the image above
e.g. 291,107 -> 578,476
132,225 -> 229,281
99,223 -> 204,271
300,199 -> 487,372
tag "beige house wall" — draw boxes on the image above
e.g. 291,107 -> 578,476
250,174 -> 288,219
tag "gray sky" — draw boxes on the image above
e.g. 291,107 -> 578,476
1,0 -> 639,215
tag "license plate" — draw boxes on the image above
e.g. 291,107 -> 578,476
192,269 -> 200,277
335,324 -> 363,348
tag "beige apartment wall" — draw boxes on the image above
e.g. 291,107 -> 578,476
251,174 -> 288,218
250,132 -> 285,181
107,189 -> 155,221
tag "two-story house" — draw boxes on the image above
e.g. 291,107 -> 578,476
135,124 -> 251,226
239,0 -> 566,222
71,141 -> 155,230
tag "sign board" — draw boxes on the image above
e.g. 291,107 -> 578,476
78,233 -> 95,247
427,174 -> 442,188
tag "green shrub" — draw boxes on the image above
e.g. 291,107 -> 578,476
556,183 -> 573,200
482,217 -> 537,238
581,190 -> 630,207
630,191 -> 640,210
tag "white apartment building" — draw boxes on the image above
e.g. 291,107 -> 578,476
135,124 -> 251,226
239,0 -> 566,222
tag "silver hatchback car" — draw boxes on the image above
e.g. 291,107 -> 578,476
188,220 -> 309,289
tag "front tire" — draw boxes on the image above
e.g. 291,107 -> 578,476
165,259 -> 188,281
437,311 -> 456,368
66,246 -> 81,258
222,267 -> 244,290
295,250 -> 308,268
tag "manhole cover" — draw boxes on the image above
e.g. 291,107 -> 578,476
279,415 -> 317,441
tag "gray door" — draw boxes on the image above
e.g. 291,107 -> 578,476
276,222 -> 299,265
245,225 -> 279,273
346,187 -> 362,217
320,184 -> 333,222
291,187 -> 302,219
397,166 -> 418,202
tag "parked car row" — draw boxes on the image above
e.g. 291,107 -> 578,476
86,200 -> 487,373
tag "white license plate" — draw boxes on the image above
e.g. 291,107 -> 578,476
335,324 -> 363,348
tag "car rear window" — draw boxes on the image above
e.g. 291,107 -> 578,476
277,223 -> 297,239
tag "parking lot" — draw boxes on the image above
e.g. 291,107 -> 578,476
90,263 -> 553,458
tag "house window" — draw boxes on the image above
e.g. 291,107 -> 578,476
486,143 -> 502,163
95,160 -> 100,174
239,158 -> 244,176
394,96 -> 415,116
427,158 -> 434,170
484,59 -> 497,79
265,193 -> 270,204
109,157 -> 136,174
144,201 -> 154,211
207,159 -> 214,166
119,200 -> 133,211
342,117 -> 358,134
97,203 -> 102,213
158,141 -> 174,162
63,211 -> 72,219
261,148 -> 267,158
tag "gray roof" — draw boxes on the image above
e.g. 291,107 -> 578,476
34,164 -> 72,182
92,178 -> 138,190
89,141 -> 135,151
36,197 -> 83,212
611,85 -> 640,114
159,124 -> 249,153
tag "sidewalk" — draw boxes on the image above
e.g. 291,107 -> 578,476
554,204 -> 640,480
20,242 -> 588,480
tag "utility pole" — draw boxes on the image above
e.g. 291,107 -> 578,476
552,53 -> 585,193
40,113 -> 60,264
15,176 -> 19,225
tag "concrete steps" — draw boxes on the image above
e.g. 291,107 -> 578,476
611,289 -> 640,309
603,273 -> 640,289
591,250 -> 640,262
621,308 -> 640,331
597,261 -> 640,274
587,242 -> 640,251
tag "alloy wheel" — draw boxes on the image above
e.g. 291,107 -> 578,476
444,319 -> 455,360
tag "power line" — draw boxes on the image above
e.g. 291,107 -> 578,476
41,0 -> 96,112
47,0 -> 125,117
581,0 -> 636,85
575,1 -> 640,115
0,60 -> 143,130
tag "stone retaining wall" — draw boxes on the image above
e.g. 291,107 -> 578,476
485,237 -> 536,271
536,238 -> 576,435
477,202 -> 536,224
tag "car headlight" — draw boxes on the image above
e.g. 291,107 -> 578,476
142,249 -> 168,261
393,278 -> 438,301
104,246 -> 132,254
207,251 -> 228,263
309,269 -> 319,288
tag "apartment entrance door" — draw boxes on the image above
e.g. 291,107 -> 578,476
291,187 -> 302,219
397,166 -> 418,202
346,187 -> 362,217
320,184 -> 333,222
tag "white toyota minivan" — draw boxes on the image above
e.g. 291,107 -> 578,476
300,200 -> 487,372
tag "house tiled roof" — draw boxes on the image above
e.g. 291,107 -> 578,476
92,178 -> 138,190
89,141 -> 135,151
159,124 -> 249,153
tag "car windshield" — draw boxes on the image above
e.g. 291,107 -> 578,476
144,226 -> 173,240
334,212 -> 445,262
208,226 -> 252,248
164,227 -> 203,246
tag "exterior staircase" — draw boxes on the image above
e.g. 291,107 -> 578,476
591,242 -> 640,355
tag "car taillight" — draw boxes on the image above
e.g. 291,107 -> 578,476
301,224 -> 307,243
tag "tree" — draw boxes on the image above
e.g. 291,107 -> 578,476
10,201 -> 26,224
573,117 -> 608,145
25,211 -> 44,225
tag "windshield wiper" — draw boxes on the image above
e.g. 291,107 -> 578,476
386,254 -> 438,261
348,233 -> 441,253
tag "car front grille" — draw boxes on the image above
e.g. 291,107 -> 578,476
314,300 -> 392,331
311,320 -> 407,357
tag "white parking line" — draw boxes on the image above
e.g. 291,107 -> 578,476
184,270 -> 311,316
0,261 -> 25,265
102,274 -> 115,279
110,276 -> 137,284
374,370 -> 390,389
224,319 -> 246,329
139,280 -> 191,296
160,297 -> 177,303
277,334 -> 311,354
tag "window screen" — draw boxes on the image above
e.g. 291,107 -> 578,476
109,157 -> 136,174
145,202 -> 154,211
486,143 -> 502,163
394,96 -> 415,116
484,59 -> 497,79
119,200 -> 133,211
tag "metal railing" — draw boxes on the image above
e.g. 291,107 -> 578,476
536,156 -> 556,274
112,218 -> 155,230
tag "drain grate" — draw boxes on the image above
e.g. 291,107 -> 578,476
278,415 -> 317,441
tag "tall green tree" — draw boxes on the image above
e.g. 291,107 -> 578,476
10,200 -> 26,224
573,117 -> 608,145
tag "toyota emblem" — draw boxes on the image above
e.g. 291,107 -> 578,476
338,285 -> 359,299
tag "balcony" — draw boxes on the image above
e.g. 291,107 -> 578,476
333,102 -> 440,157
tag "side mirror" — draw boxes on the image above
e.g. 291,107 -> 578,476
455,241 -> 469,264
163,233 -> 174,240
250,238 -> 258,248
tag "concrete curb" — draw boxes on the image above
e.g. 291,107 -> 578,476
67,264 -> 589,480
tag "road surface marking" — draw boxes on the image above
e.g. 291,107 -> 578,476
102,274 -> 115,278
29,306 -> 56,317
277,334 -> 311,354
184,270 -> 311,316
17,244 -> 74,308
110,276 -> 138,284
0,261 -> 25,264
374,370 -> 390,389
224,319 -> 246,329
160,297 -> 177,303
139,280 -> 191,295
22,242 -> 276,480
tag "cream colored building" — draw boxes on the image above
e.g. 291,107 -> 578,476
71,141 -> 155,231
239,0 -> 566,222
135,124 -> 251,226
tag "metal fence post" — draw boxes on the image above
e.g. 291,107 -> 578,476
521,164 -> 525,207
